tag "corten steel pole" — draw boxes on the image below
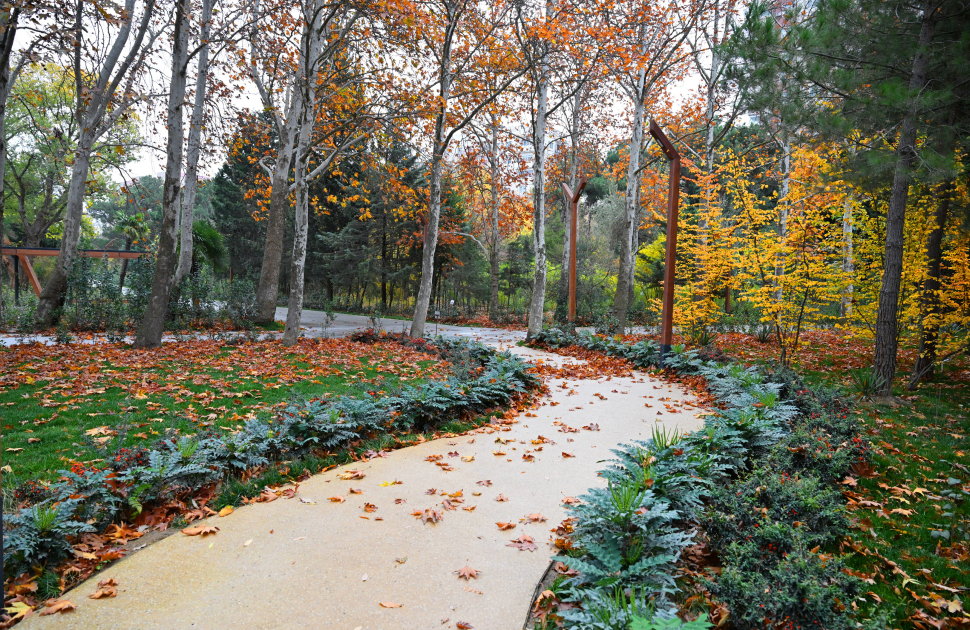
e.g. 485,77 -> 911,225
648,120 -> 681,366
561,177 -> 587,324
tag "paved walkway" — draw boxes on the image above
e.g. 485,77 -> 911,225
22,334 -> 703,630
0,309 -> 527,348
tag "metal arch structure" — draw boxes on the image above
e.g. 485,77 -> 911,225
647,119 -> 681,366
561,176 -> 587,324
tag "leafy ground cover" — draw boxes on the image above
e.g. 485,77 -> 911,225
704,331 -> 970,628
0,338 -> 447,491
707,331 -> 970,628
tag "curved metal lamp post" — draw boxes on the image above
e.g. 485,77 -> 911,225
648,119 -> 681,366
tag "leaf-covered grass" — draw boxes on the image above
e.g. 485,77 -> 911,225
0,338 -> 446,493
835,381 -> 969,627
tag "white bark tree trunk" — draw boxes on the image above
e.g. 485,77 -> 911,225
611,67 -> 646,333
410,8 -> 455,339
841,193 -> 854,319
135,0 -> 190,348
283,6 -> 323,346
526,48 -> 549,339
175,0 -> 215,285
488,119 -> 500,318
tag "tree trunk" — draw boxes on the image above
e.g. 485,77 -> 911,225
488,120 -> 500,319
282,118 -> 314,346
255,90 -> 301,323
840,193 -> 854,319
908,177 -> 953,387
526,49 -> 549,340
774,138 -> 791,303
174,0 -> 214,285
119,238 -> 133,289
134,0 -> 189,348
409,10 -> 453,339
872,1 -> 937,396
35,140 -> 92,326
0,6 -> 19,324
611,67 -> 646,334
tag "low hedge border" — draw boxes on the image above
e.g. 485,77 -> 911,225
2,335 -> 540,604
528,330 -> 881,630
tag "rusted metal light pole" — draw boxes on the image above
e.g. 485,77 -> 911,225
648,120 -> 681,366
561,176 -> 587,324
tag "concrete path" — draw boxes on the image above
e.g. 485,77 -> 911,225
276,308 -> 527,348
0,308 -> 527,348
22,344 -> 703,630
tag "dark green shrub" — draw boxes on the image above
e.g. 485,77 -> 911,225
709,541 -> 861,630
706,469 -> 849,553
3,500 -> 95,575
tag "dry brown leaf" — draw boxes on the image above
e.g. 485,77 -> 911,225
379,602 -> 402,608
39,600 -> 76,615
182,525 -> 219,537
456,566 -> 480,580
328,496 -> 346,503
523,513 -> 547,523
218,506 -> 234,517
496,522 -> 516,530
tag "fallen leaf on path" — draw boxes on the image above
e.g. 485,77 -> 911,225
425,488 -> 438,495
456,566 -> 480,580
562,497 -> 580,505
328,496 -> 346,503
508,534 -> 538,551
299,497 -> 317,505
394,498 -> 406,504
463,506 -> 476,512
562,452 -> 575,458
412,509 -> 443,524
182,525 -> 218,536
88,578 -> 118,599
218,506 -> 234,517
349,488 -> 363,494
523,513 -> 547,523
496,522 -> 516,530
364,503 -> 378,513
338,470 -> 365,480
495,494 -> 509,502
39,600 -> 76,615
379,602 -> 402,608
461,455 -> 475,462
380,480 -> 402,486
243,539 -> 253,547
456,621 -> 474,629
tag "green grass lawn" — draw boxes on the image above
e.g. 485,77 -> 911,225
0,337 -> 446,494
